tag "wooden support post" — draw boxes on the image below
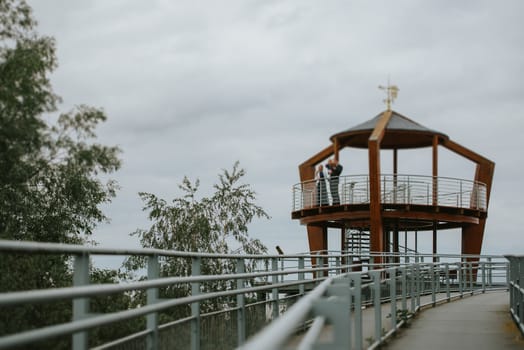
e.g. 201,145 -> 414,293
368,111 -> 392,265
442,139 -> 495,260
334,138 -> 339,162
307,224 -> 327,272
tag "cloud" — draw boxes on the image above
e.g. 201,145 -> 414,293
27,0 -> 524,262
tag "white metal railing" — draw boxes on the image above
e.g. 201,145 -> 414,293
0,240 -> 358,350
292,174 -> 488,211
0,240 -> 508,350
241,254 -> 509,350
506,255 -> 524,336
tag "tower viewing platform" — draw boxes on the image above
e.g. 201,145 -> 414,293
293,102 -> 495,262
293,173 -> 487,228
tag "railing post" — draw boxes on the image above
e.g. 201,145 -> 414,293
416,264 -> 421,308
425,182 -> 429,205
401,267 -> 407,311
445,263 -> 450,302
459,261 -> 464,298
271,258 -> 279,320
280,256 -> 285,282
513,256 -> 524,331
147,255 -> 160,350
481,261 -> 486,293
487,257 -> 493,286
389,268 -> 397,331
293,187 -> 296,211
407,176 -> 411,204
507,258 -> 514,311
410,264 -> 416,313
366,175 -> 369,203
468,262 -> 474,295
191,256 -> 201,350
434,256 -> 441,294
317,253 -> 324,280
73,253 -> 90,350
236,259 -> 246,346
372,270 -> 382,345
430,264 -> 436,307
298,257 -> 305,295
459,180 -> 463,207
351,273 -> 363,350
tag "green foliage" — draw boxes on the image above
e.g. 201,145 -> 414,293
0,0 -> 121,244
126,162 -> 269,318
0,1 -> 122,348
387,308 -> 414,326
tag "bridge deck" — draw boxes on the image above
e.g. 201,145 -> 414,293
386,291 -> 523,349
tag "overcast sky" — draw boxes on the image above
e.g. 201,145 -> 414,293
28,0 -> 524,260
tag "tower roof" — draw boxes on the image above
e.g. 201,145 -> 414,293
330,110 -> 449,149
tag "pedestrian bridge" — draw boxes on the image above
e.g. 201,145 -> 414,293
0,240 -> 523,349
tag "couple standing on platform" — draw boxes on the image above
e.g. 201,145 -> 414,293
315,158 -> 343,206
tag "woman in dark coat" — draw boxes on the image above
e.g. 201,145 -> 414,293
315,164 -> 328,206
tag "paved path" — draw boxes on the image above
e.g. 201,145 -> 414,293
385,291 -> 524,349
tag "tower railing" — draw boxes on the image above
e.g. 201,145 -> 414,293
292,174 -> 487,211
0,240 -> 507,350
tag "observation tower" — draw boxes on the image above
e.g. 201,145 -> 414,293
292,85 -> 495,264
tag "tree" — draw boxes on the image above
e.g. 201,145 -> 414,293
0,1 -> 121,347
126,162 -> 269,318
0,1 -> 121,243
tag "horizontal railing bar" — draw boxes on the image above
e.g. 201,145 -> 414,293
0,239 -> 504,262
0,239 -> 339,259
0,267 -> 327,306
0,278 -> 325,349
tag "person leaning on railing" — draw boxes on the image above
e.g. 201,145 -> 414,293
326,158 -> 343,205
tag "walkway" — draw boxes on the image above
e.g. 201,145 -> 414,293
386,291 -> 524,349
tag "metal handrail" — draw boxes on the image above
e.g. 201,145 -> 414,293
505,255 -> 524,335
0,240 -> 507,350
242,259 -> 509,350
292,173 -> 488,211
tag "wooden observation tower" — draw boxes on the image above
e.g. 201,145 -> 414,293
292,85 -> 495,263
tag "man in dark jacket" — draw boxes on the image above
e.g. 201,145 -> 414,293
326,158 -> 343,205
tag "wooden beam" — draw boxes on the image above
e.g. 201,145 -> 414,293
334,138 -> 339,162
369,110 -> 392,142
393,149 -> 398,174
368,111 -> 392,257
307,224 -> 327,269
441,139 -> 493,165
442,138 -> 495,257
298,145 -> 334,182
382,211 -> 479,224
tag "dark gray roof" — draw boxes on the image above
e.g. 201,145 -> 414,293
343,111 -> 441,134
329,110 -> 449,149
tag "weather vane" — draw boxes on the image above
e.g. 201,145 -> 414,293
378,80 -> 399,111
